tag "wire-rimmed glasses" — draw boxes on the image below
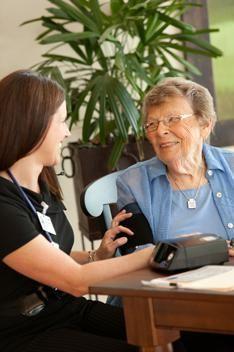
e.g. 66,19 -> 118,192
143,113 -> 194,133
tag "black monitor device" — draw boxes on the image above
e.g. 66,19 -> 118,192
150,233 -> 228,272
116,202 -> 154,255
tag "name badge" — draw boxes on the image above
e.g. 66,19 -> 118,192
37,212 -> 56,235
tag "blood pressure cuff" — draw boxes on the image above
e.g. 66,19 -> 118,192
116,202 -> 154,255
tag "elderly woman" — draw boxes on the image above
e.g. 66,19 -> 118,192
115,77 -> 234,352
117,77 -> 234,249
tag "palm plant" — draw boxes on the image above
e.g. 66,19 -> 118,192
24,0 -> 222,169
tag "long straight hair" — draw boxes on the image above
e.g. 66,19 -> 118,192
0,70 -> 65,199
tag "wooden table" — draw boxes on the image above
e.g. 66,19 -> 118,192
90,267 -> 234,352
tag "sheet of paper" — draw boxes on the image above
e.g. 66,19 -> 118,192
142,265 -> 234,291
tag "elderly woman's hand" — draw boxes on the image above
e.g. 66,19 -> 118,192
95,210 -> 133,260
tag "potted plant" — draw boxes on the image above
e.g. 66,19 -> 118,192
24,0 -> 221,167
24,0 -> 222,241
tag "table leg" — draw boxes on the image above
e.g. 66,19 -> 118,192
140,347 -> 156,352
139,343 -> 172,352
155,344 -> 173,352
123,297 -> 179,350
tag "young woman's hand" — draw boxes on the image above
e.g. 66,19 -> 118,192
95,210 -> 133,260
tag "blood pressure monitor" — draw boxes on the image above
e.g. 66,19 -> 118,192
150,234 -> 228,272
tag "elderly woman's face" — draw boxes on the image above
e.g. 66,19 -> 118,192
145,96 -> 210,166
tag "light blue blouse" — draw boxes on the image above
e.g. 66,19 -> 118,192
117,144 -> 234,241
169,183 -> 227,239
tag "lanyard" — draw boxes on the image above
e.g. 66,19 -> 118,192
7,169 -> 54,243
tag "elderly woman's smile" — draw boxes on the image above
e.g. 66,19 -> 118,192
159,141 -> 179,148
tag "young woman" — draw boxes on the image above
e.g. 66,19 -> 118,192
0,70 -> 154,352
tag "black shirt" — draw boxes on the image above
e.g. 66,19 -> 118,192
0,176 -> 74,302
0,176 -> 78,351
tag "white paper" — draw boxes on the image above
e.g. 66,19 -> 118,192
142,265 -> 234,292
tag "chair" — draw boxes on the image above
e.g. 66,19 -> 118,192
81,171 -> 175,352
80,170 -> 123,230
80,170 -> 124,301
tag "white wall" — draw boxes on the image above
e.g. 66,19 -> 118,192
0,0 -> 83,250
0,0 -> 48,75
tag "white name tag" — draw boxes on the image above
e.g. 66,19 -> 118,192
37,212 -> 56,235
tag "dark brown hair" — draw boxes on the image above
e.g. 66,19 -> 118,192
0,70 -> 65,199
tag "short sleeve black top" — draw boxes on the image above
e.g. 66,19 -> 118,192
0,176 -> 74,303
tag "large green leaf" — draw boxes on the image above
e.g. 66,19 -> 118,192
173,33 -> 223,57
89,0 -> 103,32
36,29 -> 52,41
70,89 -> 88,127
50,0 -> 84,20
126,56 -> 153,86
21,17 -> 42,26
69,0 -> 89,9
40,31 -> 99,44
50,0 -> 99,32
107,136 -> 125,171
50,66 -> 66,88
43,53 -> 86,65
98,25 -> 119,44
110,79 -> 140,136
160,42 -> 217,57
145,14 -> 160,43
157,47 -> 173,70
98,92 -> 107,144
108,94 -> 128,141
40,16 -> 67,31
157,11 -> 196,33
82,83 -> 101,142
36,16 -> 90,61
110,0 -> 124,14
163,47 -> 202,76
47,7 -> 70,19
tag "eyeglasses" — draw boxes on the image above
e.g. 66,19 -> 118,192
143,113 -> 194,133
